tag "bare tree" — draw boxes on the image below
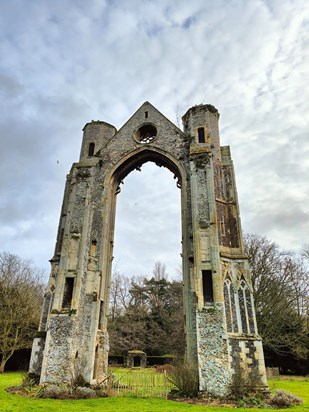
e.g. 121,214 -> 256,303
0,252 -> 44,372
244,234 -> 308,364
109,272 -> 131,320
302,244 -> 309,262
152,261 -> 168,280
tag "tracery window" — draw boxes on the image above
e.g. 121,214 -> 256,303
238,277 -> 256,334
223,274 -> 238,333
136,124 -> 157,144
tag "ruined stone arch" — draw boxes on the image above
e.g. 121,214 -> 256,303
106,146 -> 185,191
97,146 -> 188,336
29,101 -> 267,396
103,148 -> 187,270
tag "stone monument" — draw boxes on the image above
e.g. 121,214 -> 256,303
29,102 -> 267,395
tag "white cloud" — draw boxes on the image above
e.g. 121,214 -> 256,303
113,163 -> 182,278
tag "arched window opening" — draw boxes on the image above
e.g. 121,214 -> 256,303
245,287 -> 255,333
238,277 -> 255,334
223,274 -> 238,333
224,276 -> 232,332
135,124 -> 157,144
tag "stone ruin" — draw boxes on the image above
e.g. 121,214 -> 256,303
126,350 -> 147,368
29,102 -> 268,396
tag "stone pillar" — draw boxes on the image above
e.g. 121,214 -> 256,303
183,105 -> 231,396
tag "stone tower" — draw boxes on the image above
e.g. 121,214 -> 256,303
29,102 -> 267,396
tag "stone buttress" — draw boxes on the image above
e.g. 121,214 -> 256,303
29,102 -> 267,395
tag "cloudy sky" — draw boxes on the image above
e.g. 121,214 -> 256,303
0,0 -> 308,280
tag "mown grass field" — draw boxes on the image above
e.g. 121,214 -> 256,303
0,371 -> 308,412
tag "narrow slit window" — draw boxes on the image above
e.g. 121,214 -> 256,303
145,111 -> 148,118
90,240 -> 97,256
198,127 -> 205,143
202,270 -> 214,304
220,220 -> 225,237
62,277 -> 74,309
88,142 -> 95,156
98,300 -> 104,329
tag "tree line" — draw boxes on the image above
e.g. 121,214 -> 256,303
244,234 -> 308,374
108,262 -> 184,357
0,252 -> 43,372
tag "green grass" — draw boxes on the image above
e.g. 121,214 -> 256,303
268,377 -> 309,408
0,372 -> 308,412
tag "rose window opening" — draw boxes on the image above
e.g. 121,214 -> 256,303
136,124 -> 157,144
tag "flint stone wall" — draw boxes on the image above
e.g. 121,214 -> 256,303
197,304 -> 231,396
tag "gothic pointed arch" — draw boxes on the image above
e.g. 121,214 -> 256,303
238,276 -> 256,334
108,146 -> 185,192
223,272 -> 238,333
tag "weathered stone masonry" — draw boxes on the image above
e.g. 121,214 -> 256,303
29,102 -> 268,395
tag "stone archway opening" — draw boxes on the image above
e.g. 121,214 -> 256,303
109,159 -> 184,361
112,160 -> 182,279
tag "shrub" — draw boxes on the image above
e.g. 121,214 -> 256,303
147,355 -> 176,366
40,384 -> 71,399
69,356 -> 89,388
75,386 -> 97,399
21,373 -> 40,389
71,373 -> 88,389
237,394 -> 266,408
270,390 -> 303,408
167,360 -> 199,398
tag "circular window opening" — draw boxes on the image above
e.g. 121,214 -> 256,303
136,124 -> 157,144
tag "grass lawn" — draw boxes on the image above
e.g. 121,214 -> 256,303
268,377 -> 309,410
0,372 -> 308,412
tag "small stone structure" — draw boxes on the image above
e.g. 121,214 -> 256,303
29,102 -> 268,396
127,350 -> 147,368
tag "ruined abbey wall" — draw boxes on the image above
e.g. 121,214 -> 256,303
30,102 -> 267,395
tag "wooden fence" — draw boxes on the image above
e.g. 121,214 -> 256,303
106,368 -> 175,398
